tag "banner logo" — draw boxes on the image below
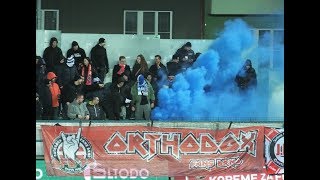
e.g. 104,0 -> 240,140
50,128 -> 95,174
269,131 -> 284,168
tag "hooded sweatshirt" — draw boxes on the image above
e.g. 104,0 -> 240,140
47,72 -> 61,107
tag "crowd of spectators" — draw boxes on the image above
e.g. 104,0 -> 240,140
36,37 -> 256,121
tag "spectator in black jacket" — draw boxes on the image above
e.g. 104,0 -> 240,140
86,96 -> 104,120
36,56 -> 46,93
38,79 -> 52,120
90,38 -> 109,82
60,75 -> 84,119
105,77 -> 126,120
174,42 -> 195,70
166,54 -> 182,76
235,59 -> 257,93
149,55 -> 167,83
58,55 -> 79,89
85,77 -> 105,101
66,41 -> 86,72
112,56 -> 131,84
43,37 -> 64,74
36,93 -> 43,120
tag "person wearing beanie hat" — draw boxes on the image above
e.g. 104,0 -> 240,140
72,41 -> 78,47
43,37 -> 64,73
173,41 -> 195,70
99,38 -> 105,44
66,41 -> 86,70
185,42 -> 192,47
59,55 -> 80,88
90,37 -> 109,83
130,75 -> 155,120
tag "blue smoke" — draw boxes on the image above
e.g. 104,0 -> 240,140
152,18 -> 284,122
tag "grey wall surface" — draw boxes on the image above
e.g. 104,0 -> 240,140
41,0 -> 203,39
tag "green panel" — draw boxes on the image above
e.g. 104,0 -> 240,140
210,0 -> 283,14
204,16 -> 283,39
36,160 -> 168,180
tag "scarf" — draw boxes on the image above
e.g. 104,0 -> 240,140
82,64 -> 92,85
117,64 -> 126,75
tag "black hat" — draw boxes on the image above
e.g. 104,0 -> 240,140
185,42 -> 192,47
72,41 -> 78,47
50,37 -> 58,43
117,77 -> 125,84
99,38 -> 105,44
172,54 -> 179,60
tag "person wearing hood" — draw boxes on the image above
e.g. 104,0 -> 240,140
131,75 -> 155,120
174,41 -> 195,70
90,38 -> 109,83
67,93 -> 90,120
36,56 -> 46,92
149,55 -> 168,83
43,37 -> 64,74
235,59 -> 257,92
47,72 -> 61,120
112,56 -> 131,84
66,41 -> 86,71
59,55 -> 79,88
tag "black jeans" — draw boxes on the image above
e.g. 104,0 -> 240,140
97,66 -> 107,83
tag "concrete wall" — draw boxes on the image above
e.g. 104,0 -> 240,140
36,30 -> 213,82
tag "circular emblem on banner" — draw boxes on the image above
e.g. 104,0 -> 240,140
269,131 -> 284,168
50,128 -> 95,174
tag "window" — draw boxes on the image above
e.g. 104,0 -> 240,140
37,9 -> 59,30
257,29 -> 284,70
124,11 -> 173,39
125,12 -> 137,34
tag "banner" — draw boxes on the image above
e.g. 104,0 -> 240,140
42,126 -> 265,177
174,172 -> 284,180
36,160 -> 84,180
264,128 -> 284,174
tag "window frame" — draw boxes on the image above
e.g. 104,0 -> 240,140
123,10 -> 173,39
